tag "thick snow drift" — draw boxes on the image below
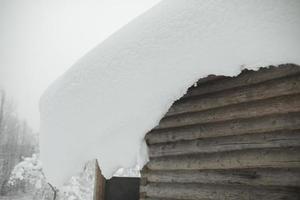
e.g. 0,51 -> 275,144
40,0 -> 300,186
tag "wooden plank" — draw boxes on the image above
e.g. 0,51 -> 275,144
140,182 -> 300,200
183,64 -> 300,99
140,198 -> 195,200
93,160 -> 106,200
158,94 -> 300,129
140,199 -> 189,200
166,74 -> 300,116
140,199 -> 200,200
147,147 -> 300,171
146,112 -> 300,144
149,130 -> 300,157
193,74 -> 227,85
142,168 -> 300,187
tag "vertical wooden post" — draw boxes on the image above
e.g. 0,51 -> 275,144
93,160 -> 106,200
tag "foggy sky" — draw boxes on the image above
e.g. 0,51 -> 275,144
0,0 -> 160,131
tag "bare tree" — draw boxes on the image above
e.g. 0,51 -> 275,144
0,89 -> 37,195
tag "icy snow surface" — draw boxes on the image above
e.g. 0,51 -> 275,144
40,0 -> 300,186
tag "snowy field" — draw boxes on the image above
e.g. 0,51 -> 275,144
0,195 -> 33,200
0,155 -> 95,200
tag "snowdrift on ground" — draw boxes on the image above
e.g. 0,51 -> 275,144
40,0 -> 300,186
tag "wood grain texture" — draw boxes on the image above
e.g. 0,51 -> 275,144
140,182 -> 300,200
182,64 -> 300,99
141,65 -> 300,200
147,147 -> 300,170
140,198 -> 195,200
142,168 -> 300,187
166,74 -> 300,116
146,112 -> 300,144
149,130 -> 300,157
94,160 -> 106,200
157,94 -> 300,129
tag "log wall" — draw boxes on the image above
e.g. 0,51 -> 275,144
140,64 -> 300,200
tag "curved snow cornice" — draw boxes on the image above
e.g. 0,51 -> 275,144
39,0 -> 300,186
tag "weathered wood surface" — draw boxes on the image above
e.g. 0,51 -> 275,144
183,64 -> 300,99
166,74 -> 300,116
93,160 -> 106,200
142,168 -> 300,187
146,112 -> 300,144
140,182 -> 300,200
158,94 -> 300,129
147,147 -> 300,170
141,65 -> 300,200
140,198 -> 195,200
149,130 -> 300,157
192,74 -> 227,85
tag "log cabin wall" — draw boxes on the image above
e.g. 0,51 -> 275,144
140,64 -> 300,200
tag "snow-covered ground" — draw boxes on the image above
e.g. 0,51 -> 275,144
40,0 -> 300,187
5,155 -> 95,200
0,195 -> 33,200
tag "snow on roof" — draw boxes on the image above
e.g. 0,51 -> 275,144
40,0 -> 300,186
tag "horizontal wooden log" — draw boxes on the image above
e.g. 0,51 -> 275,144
149,130 -> 300,157
146,112 -> 300,144
140,198 -> 202,200
140,198 -> 194,200
140,182 -> 300,200
147,147 -> 300,170
193,74 -> 227,85
140,199 -> 192,200
166,74 -> 300,116
183,64 -> 300,99
142,168 -> 300,187
158,94 -> 300,129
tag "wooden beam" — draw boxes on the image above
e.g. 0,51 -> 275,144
158,94 -> 300,129
167,74 -> 300,116
183,64 -> 300,99
149,130 -> 300,157
142,168 -> 300,187
146,112 -> 300,144
147,147 -> 300,170
93,160 -> 106,200
140,182 -> 300,200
